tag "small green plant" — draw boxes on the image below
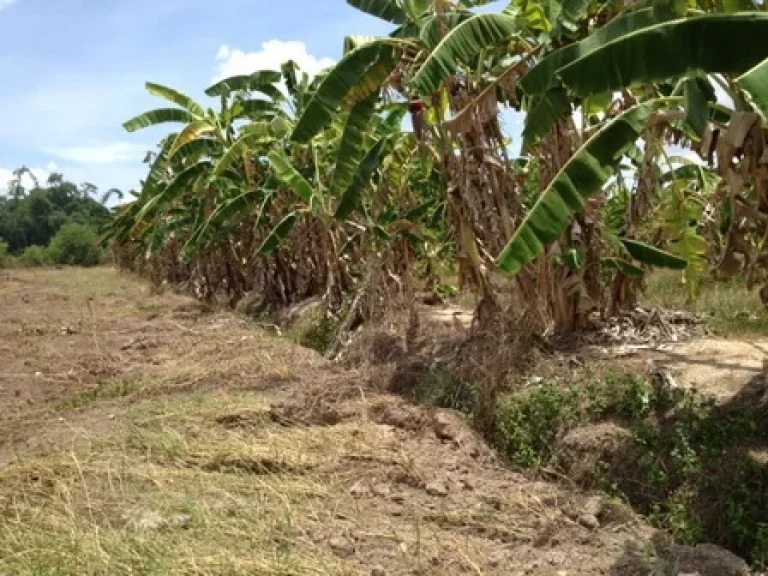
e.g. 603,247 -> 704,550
47,223 -> 102,267
478,372 -> 768,566
18,245 -> 49,267
297,316 -> 337,354
412,370 -> 478,415
57,379 -> 137,410
0,240 -> 9,268
753,524 -> 768,570
493,384 -> 582,468
436,283 -> 459,298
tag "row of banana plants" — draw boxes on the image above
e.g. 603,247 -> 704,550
106,0 -> 768,334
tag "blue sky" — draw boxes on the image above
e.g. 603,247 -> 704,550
0,0 -> 392,194
0,0 -> 519,197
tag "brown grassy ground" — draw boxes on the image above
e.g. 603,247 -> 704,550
0,268 -> 750,575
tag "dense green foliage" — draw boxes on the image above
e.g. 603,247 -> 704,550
415,369 -> 768,568
17,245 -> 49,267
49,0 -> 768,567
47,224 -> 102,267
0,240 -> 8,268
105,0 -> 768,337
0,173 -> 111,254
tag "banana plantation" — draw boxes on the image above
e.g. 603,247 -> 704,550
105,0 -> 768,339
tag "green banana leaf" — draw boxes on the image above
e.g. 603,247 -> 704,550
231,99 -> 280,121
170,121 -> 216,157
141,135 -> 176,192
558,14 -> 768,98
331,94 -> 378,198
344,35 -> 379,54
683,78 -> 712,138
123,108 -> 196,132
335,138 -> 389,220
621,238 -> 688,269
660,163 -> 707,185
145,83 -> 205,117
520,8 -> 658,96
171,138 -> 220,162
205,70 -> 283,97
601,257 -> 645,277
419,11 -> 474,49
133,161 -> 212,226
267,151 -> 314,203
560,0 -> 590,29
213,128 -> 275,178
258,212 -> 301,255
347,0 -> 407,24
737,56 -> 768,118
411,13 -> 518,96
184,190 -> 261,257
521,88 -> 571,152
497,104 -> 653,274
291,40 -> 395,143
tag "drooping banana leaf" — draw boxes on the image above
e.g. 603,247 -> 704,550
344,56 -> 398,108
335,138 -> 389,220
291,40 -> 395,143
213,126 -> 275,178
411,13 -> 518,96
184,190 -> 261,257
140,135 -> 175,190
497,104 -> 653,274
521,88 -> 571,152
557,14 -> 768,99
258,212 -> 301,255
419,11 -> 475,49
171,137 -> 220,163
660,163 -> 707,185
145,83 -> 205,117
231,99 -> 280,121
347,0 -> 407,24
737,56 -> 768,118
123,108 -> 196,132
683,77 -> 712,139
601,257 -> 645,277
205,70 -> 283,97
559,0 -> 590,30
133,161 -> 212,227
621,238 -> 688,269
520,8 -> 658,96
331,94 -> 379,198
344,35 -> 379,54
170,121 -> 217,157
267,151 -> 314,203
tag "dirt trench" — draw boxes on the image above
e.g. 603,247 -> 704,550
0,268 -> 753,575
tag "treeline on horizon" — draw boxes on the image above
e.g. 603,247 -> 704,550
0,167 -> 125,267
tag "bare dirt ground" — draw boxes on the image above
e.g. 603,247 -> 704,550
0,268 -> 753,575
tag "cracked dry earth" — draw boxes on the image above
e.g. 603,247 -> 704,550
0,268 -> 751,575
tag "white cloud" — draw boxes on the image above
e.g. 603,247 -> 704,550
711,77 -> 735,109
0,0 -> 20,12
666,145 -> 705,167
213,40 -> 334,82
0,165 -> 52,194
42,142 -> 151,165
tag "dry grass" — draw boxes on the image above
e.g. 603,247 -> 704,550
0,392 -> 351,575
1,267 -> 748,576
643,271 -> 768,337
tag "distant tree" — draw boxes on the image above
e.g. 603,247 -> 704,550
79,182 -> 98,199
47,173 -> 64,185
0,171 -> 110,253
47,223 -> 101,267
100,188 -> 124,205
